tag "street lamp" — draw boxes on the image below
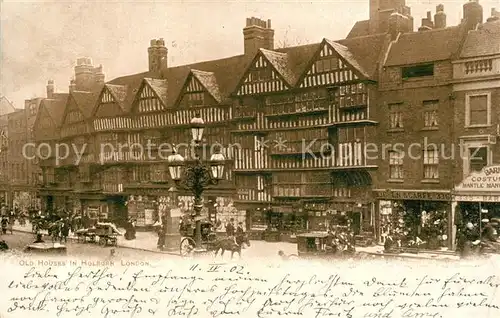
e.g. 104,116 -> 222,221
167,113 -> 226,253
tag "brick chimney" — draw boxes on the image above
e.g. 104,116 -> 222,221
434,4 -> 446,28
46,80 -> 54,99
463,0 -> 483,31
487,8 -> 499,22
74,57 -> 104,92
243,17 -> 274,56
419,11 -> 434,31
148,38 -> 168,76
69,79 -> 76,93
388,13 -> 411,40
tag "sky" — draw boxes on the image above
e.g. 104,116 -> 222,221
1,0 -> 499,109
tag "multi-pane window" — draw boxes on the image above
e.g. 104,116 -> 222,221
423,149 -> 439,179
314,57 -> 339,73
388,103 -> 403,129
250,68 -> 272,82
389,151 -> 403,179
423,100 -> 438,128
402,64 -> 434,78
469,147 -> 488,173
467,94 -> 489,126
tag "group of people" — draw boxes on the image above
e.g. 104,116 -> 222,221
224,218 -> 246,246
456,219 -> 499,257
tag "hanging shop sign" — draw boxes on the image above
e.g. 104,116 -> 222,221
373,189 -> 451,201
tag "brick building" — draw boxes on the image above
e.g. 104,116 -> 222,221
0,96 -> 16,205
451,8 -> 500,247
32,1 -> 498,249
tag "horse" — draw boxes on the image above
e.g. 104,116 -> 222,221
213,234 -> 251,259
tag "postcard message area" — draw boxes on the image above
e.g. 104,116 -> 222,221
1,257 -> 499,318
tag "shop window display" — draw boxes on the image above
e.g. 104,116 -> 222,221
379,200 -> 448,250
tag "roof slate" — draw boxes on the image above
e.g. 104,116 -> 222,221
41,93 -> 69,128
191,70 -> 222,103
460,21 -> 500,58
347,20 -> 370,38
144,78 -> 168,106
385,26 -> 466,66
105,32 -> 386,110
71,91 -> 99,119
260,49 -> 297,86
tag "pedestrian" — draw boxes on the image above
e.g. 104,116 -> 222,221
226,218 -> 235,237
235,221 -> 245,247
61,218 -> 70,243
157,224 -> 166,250
1,217 -> 7,235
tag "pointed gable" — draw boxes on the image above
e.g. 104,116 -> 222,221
33,94 -> 68,141
72,91 -> 98,119
134,78 -> 167,113
191,70 -> 222,103
94,84 -> 126,117
235,50 -> 291,96
298,39 -> 370,88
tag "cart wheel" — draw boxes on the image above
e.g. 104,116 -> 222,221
180,237 -> 195,256
288,254 -> 299,260
99,236 -> 107,247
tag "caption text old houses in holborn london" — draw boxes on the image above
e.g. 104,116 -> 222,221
31,0 -> 500,248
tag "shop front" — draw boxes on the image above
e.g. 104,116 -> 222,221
374,189 -> 452,250
127,195 -> 159,229
453,165 -> 500,249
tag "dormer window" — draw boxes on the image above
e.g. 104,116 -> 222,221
402,63 -> 434,79
180,92 -> 204,107
314,57 -> 339,73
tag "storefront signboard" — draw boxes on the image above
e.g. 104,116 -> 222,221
455,165 -> 500,192
373,189 -> 451,201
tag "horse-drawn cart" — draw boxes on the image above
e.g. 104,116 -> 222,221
75,222 -> 122,246
288,232 -> 356,260
179,217 -> 217,256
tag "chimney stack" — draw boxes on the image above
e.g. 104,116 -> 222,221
434,4 -> 447,28
243,17 -> 274,56
463,0 -> 484,31
148,38 -> 168,76
74,57 -> 103,92
419,11 -> 434,31
69,79 -> 76,93
487,8 -> 499,22
388,13 -> 411,40
46,80 -> 54,99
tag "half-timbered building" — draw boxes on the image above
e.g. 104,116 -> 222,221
231,30 -> 387,240
34,93 -> 69,212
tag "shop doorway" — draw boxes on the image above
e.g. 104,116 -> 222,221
350,211 -> 361,235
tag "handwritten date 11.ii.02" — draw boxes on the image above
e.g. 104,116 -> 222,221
189,263 -> 249,276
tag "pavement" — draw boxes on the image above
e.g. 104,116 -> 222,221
10,221 -> 460,261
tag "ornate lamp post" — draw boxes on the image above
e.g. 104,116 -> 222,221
167,113 -> 226,252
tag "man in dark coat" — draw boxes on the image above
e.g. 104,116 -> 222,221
226,218 -> 235,237
235,222 -> 245,247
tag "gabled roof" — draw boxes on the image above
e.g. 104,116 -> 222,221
347,20 -> 370,38
191,70 -> 222,103
335,33 -> 388,78
325,39 -> 370,78
260,49 -> 298,86
385,25 -> 466,66
71,91 -> 99,119
0,96 -> 15,116
105,84 -> 128,111
144,78 -> 167,105
37,93 -> 69,129
460,21 -> 500,59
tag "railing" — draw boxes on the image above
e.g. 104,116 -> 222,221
270,139 -> 328,155
465,59 -> 493,74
